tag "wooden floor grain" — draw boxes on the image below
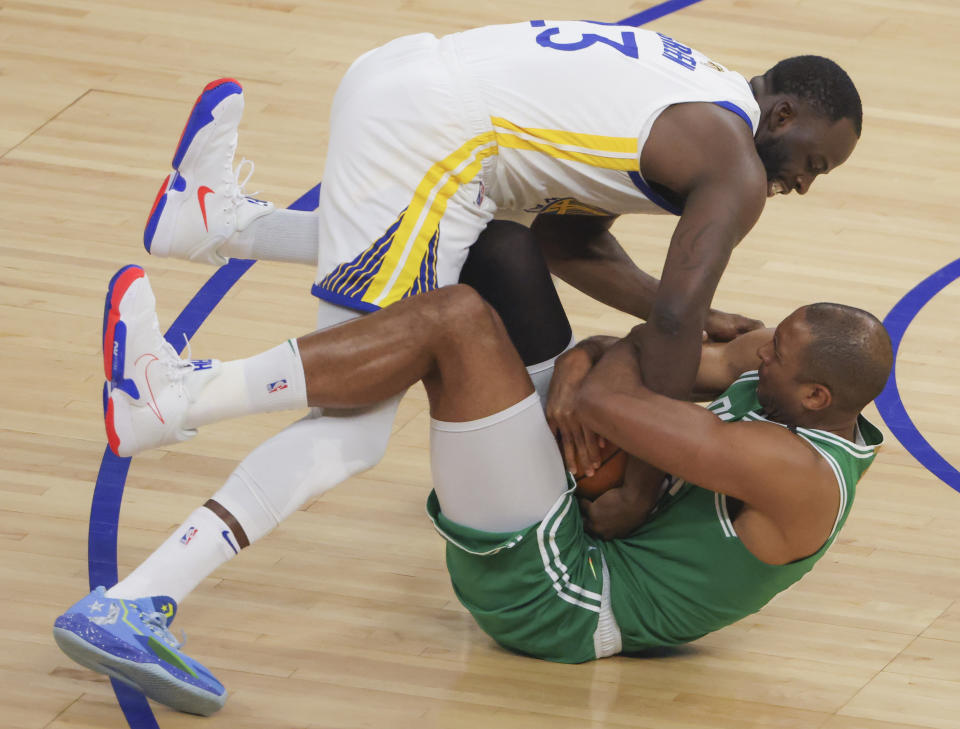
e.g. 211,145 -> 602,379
2,1 -> 958,727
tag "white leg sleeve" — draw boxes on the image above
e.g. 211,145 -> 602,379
430,392 -> 568,533
207,299 -> 401,542
211,394 -> 402,541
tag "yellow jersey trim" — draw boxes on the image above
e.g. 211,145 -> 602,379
491,116 -> 639,171
362,131 -> 497,307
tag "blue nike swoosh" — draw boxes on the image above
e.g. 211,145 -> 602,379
221,530 -> 238,555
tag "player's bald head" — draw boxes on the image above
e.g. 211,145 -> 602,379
795,303 -> 892,413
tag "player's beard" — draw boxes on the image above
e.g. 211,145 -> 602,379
755,135 -> 790,184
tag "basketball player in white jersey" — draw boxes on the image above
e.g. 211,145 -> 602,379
56,21 -> 862,714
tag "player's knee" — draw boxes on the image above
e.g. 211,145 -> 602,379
439,284 -> 506,341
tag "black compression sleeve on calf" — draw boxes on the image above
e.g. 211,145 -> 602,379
460,221 -> 573,366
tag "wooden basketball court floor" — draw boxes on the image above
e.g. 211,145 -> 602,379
2,0 -> 958,727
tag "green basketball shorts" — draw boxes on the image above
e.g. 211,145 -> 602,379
426,485 -> 622,663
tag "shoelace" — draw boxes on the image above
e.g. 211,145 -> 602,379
228,157 -> 259,207
140,608 -> 187,650
148,320 -> 195,387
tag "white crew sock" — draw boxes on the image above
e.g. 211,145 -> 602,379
106,506 -> 239,603
184,340 -> 308,430
225,208 -> 320,264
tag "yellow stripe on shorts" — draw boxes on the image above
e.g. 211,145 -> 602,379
362,132 -> 497,308
491,116 -> 639,171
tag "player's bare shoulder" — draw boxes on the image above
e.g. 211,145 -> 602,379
712,416 -> 839,529
641,102 -> 767,215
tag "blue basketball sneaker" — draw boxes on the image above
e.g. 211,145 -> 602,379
53,587 -> 226,715
144,77 -> 273,265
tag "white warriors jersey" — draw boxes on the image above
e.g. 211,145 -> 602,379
449,21 -> 762,217
312,23 -> 762,313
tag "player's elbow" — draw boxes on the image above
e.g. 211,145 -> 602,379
648,297 -> 707,339
648,306 -> 686,337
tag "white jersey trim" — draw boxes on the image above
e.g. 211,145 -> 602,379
714,492 -> 736,538
742,410 -> 850,541
536,492 -> 602,612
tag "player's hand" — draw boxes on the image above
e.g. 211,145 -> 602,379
546,347 -> 604,476
578,486 -> 651,540
704,308 -> 764,342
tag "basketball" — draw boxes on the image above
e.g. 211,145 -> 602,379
575,441 -> 628,500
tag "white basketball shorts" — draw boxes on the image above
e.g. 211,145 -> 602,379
311,33 -> 499,312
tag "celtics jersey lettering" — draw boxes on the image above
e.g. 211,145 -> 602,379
600,371 -> 884,652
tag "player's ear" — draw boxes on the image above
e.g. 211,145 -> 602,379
801,382 -> 832,412
770,98 -> 797,130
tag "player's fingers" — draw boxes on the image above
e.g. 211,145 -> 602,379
571,426 -> 595,477
560,426 -> 578,473
546,413 -> 561,439
581,426 -> 602,468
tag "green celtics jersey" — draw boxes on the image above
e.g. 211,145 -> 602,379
602,370 -> 884,652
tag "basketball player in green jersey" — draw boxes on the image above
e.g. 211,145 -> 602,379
58,265 -> 891,704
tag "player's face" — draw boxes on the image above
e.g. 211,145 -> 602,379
757,111 -> 858,198
755,310 -> 814,423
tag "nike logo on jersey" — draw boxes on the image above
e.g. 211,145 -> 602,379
197,186 -> 215,230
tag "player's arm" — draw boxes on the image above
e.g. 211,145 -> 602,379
634,103 -> 767,402
693,327 -> 773,400
532,214 -> 659,319
572,324 -> 773,402
550,325 -> 769,476
577,342 -> 840,558
532,213 -> 763,341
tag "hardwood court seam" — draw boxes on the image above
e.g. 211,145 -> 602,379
0,88 -> 92,161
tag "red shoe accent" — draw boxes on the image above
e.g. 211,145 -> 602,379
202,77 -> 239,93
145,175 -> 170,231
172,79 -> 242,162
197,186 -> 214,230
102,267 -> 146,381
103,308 -> 120,381
105,396 -> 121,456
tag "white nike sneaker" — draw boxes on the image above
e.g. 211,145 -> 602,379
102,265 -> 221,457
144,78 -> 274,265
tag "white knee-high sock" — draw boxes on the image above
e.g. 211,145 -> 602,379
184,340 -> 308,430
221,208 -> 319,265
106,506 -> 239,603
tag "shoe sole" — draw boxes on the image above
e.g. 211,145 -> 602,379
102,265 -> 146,456
53,622 -> 225,716
144,78 -> 242,254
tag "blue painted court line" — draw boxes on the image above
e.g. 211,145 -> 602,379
88,185 -> 320,725
88,2 -> 906,724
621,0 -> 705,26
873,257 -> 960,493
